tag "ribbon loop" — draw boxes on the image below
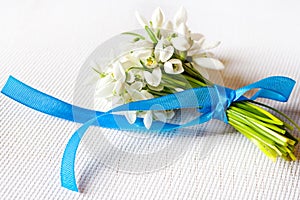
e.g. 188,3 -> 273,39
234,76 -> 295,102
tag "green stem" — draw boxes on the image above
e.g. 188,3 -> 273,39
145,26 -> 158,43
229,105 -> 283,125
183,74 -> 206,87
182,63 -> 213,86
250,100 -> 300,131
122,32 -> 146,40
162,74 -> 188,88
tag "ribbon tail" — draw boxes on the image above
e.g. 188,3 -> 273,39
60,118 -> 98,192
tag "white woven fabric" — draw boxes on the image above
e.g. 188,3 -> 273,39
1,1 -> 300,199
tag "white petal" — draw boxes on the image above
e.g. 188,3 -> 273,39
113,62 -> 126,82
187,40 -> 205,56
187,48 -> 201,57
192,63 -> 210,79
164,20 -> 173,30
135,11 -> 148,27
140,90 -> 154,99
122,93 -> 132,103
176,23 -> 189,36
125,84 -> 144,100
125,111 -> 137,124
153,111 -> 167,123
132,49 -> 153,60
131,81 -> 143,90
147,84 -> 164,91
163,61 -> 173,74
160,46 -> 174,62
144,68 -> 162,87
151,7 -> 164,28
124,54 -> 141,66
154,39 -> 164,60
131,91 -> 146,101
143,111 -> 153,129
133,40 -> 154,49
111,96 -> 124,107
174,6 -> 188,27
164,59 -> 184,74
114,80 -> 125,95
126,71 -> 135,83
174,88 -> 184,92
95,80 -> 115,98
166,110 -> 175,119
190,33 -> 204,41
169,58 -> 181,64
171,36 -> 191,51
193,57 -> 224,70
201,41 -> 221,50
152,67 -> 162,84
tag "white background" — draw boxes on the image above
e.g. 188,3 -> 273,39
1,0 -> 300,199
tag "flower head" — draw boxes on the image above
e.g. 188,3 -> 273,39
96,7 -> 225,129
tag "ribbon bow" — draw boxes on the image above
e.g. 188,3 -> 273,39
1,75 -> 295,192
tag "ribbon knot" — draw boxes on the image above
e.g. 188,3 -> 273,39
1,75 -> 296,192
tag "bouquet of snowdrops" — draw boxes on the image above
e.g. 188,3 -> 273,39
93,7 -> 299,161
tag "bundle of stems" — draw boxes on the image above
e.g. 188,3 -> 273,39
145,60 -> 299,161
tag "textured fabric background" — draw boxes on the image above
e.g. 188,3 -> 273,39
1,0 -> 300,199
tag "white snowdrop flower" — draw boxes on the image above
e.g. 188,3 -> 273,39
164,59 -> 184,74
154,39 -> 174,62
143,67 -> 162,87
171,36 -> 191,51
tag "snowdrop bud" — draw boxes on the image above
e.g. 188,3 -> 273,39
151,7 -> 164,28
174,6 -> 188,27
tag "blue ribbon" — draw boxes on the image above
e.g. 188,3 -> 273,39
1,75 -> 296,192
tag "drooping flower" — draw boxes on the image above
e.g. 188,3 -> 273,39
144,67 -> 162,87
154,39 -> 174,62
164,59 -> 184,74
